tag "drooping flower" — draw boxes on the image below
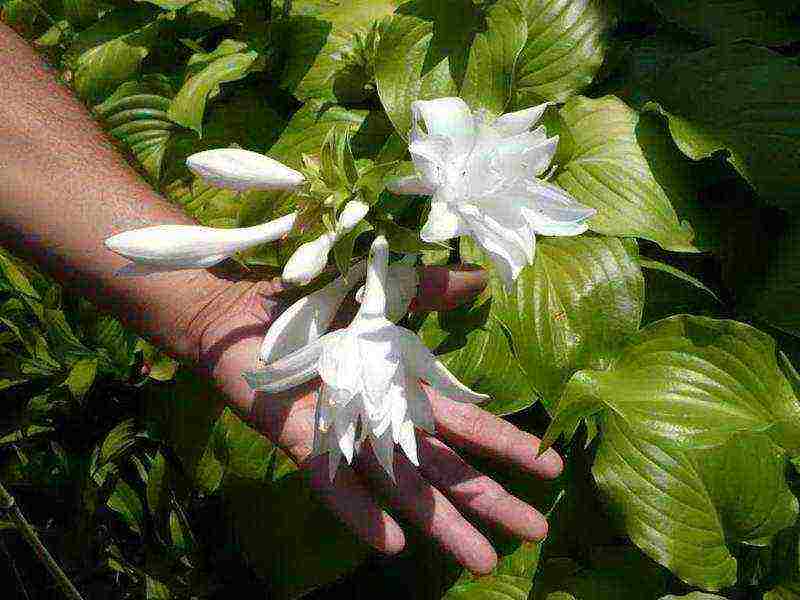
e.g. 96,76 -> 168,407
281,200 -> 369,286
244,236 -> 488,480
105,149 -> 304,272
387,97 -> 596,287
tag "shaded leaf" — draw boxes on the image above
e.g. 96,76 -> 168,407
108,479 -> 145,535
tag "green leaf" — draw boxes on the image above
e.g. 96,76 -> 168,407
168,40 -> 259,135
381,220 -> 441,254
62,356 -> 98,398
92,315 -> 138,372
278,0 -> 398,102
225,471 -> 369,599
63,0 -> 98,27
98,418 -> 139,466
651,0 -> 800,45
647,44 -> 800,210
146,451 -> 168,515
164,177 -> 240,227
555,96 -> 697,252
638,258 -> 720,304
544,315 -> 800,453
660,594 -> 728,600
375,0 -> 476,137
444,541 -> 543,599
0,250 -> 40,299
417,297 -> 539,415
766,581 -> 800,600
268,99 -> 393,169
593,416 -> 798,590
95,84 -> 176,182
333,220 -> 372,277
175,0 -> 235,32
486,236 -> 644,409
735,217 -> 800,339
64,8 -> 163,102
514,0 -> 615,107
533,548 -> 670,600
108,479 -> 145,535
460,0 -> 528,116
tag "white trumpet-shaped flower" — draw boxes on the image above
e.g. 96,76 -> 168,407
105,149 -> 307,272
187,148 -> 305,191
388,97 -> 596,287
282,200 -> 370,286
244,236 -> 488,481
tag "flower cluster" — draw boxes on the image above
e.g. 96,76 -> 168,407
103,97 -> 595,479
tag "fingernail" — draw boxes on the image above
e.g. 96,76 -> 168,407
414,265 -> 488,312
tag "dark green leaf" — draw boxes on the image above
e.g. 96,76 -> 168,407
647,44 -> 800,210
108,479 -> 145,535
62,356 -> 98,398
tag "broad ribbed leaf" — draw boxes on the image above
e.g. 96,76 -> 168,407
514,0 -> 615,107
168,40 -> 259,135
279,0 -> 397,102
376,0 -> 529,131
64,8 -> 162,102
443,540 -> 543,600
418,297 -> 538,415
652,0 -> 800,45
489,236 -> 644,409
555,96 -> 696,251
267,99 -> 393,169
460,0 -> 528,116
375,0 -> 476,137
594,416 -> 798,589
544,315 -> 800,454
63,0 -> 98,27
95,86 -> 176,181
648,44 -> 800,209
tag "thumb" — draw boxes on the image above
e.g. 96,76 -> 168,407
412,264 -> 488,312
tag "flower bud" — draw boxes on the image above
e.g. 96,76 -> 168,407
282,233 -> 336,286
187,149 -> 305,191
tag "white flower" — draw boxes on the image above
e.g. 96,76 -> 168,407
281,200 -> 370,286
105,149 -> 306,272
244,236 -> 488,481
187,148 -> 305,191
388,97 -> 596,287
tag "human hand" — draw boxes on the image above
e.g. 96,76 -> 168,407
183,263 -> 564,575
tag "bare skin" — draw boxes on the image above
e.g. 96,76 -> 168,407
0,24 -> 563,574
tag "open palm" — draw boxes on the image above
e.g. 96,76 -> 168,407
187,263 -> 563,575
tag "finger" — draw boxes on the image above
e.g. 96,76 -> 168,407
416,432 -> 549,541
429,391 -> 564,480
413,264 -> 488,312
304,453 -> 407,555
355,443 -> 498,575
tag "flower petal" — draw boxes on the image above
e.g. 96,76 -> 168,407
318,329 -> 361,399
411,97 -> 475,156
386,174 -> 436,196
243,334 -> 331,393
105,213 -> 297,271
187,148 -> 305,191
409,135 -> 452,189
491,102 -> 550,137
459,203 -> 534,287
371,428 -> 396,481
357,235 -> 391,317
398,420 -> 419,467
312,387 -> 333,457
420,200 -> 467,242
336,410 -> 358,464
386,263 -> 419,323
399,329 -> 489,404
524,181 -> 596,235
282,232 -> 336,286
405,375 -> 435,433
260,260 -> 367,363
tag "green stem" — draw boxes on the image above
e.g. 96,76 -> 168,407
0,480 -> 85,600
282,0 -> 292,18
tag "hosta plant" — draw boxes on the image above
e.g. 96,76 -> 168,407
2,0 -> 800,599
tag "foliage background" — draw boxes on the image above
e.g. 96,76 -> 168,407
1,0 -> 799,598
